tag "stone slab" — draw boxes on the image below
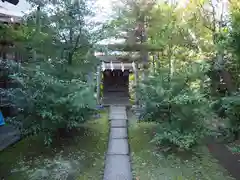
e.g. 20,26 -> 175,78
109,111 -> 127,115
0,125 -> 21,151
107,138 -> 129,155
110,119 -> 127,128
109,105 -> 127,120
110,106 -> 126,111
103,155 -> 132,180
110,111 -> 127,115
109,114 -> 127,120
110,127 -> 128,139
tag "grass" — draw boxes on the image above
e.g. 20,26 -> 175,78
0,110 -> 109,180
129,120 -> 235,180
1,108 -> 235,180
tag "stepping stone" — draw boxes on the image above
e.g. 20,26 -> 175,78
110,112 -> 127,117
103,155 -> 132,180
110,111 -> 127,115
107,138 -> 129,155
110,106 -> 126,110
109,110 -> 126,114
109,113 -> 127,120
110,127 -> 127,139
110,119 -> 127,128
110,107 -> 125,110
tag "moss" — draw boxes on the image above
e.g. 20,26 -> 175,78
0,133 -> 49,180
129,121 -> 235,180
76,111 -> 109,180
0,110 -> 109,180
3,109 -> 233,180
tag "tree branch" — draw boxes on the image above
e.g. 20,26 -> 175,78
72,33 -> 81,53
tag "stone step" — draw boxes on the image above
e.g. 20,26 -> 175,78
109,112 -> 127,117
109,107 -> 126,111
109,114 -> 127,120
0,125 -> 21,151
107,138 -> 129,155
0,131 -> 19,142
102,98 -> 131,106
104,105 -> 132,180
110,127 -> 128,139
0,135 -> 20,151
104,93 -> 129,96
103,155 -> 132,180
110,108 -> 127,112
110,119 -> 127,128
110,109 -> 127,112
109,108 -> 127,117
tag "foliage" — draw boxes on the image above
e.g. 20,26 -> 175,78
107,0 -> 240,147
0,111 -> 108,180
226,0 -> 240,88
129,120 -> 234,180
227,142 -> 240,154
0,0 -> 101,145
139,63 -> 212,149
213,92 -> 240,140
6,60 -> 95,145
209,1 -> 240,140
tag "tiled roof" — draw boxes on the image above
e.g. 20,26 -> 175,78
0,5 -> 21,23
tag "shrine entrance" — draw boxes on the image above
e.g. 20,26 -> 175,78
102,69 -> 131,105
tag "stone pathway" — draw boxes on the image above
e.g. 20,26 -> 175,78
103,105 -> 132,180
0,125 -> 20,151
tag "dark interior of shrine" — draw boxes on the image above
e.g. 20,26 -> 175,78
102,69 -> 130,105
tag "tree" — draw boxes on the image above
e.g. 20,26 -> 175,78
50,0 -> 93,64
107,0 -> 217,149
1,0 -> 100,145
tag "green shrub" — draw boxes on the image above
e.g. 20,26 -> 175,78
139,63 -> 212,150
7,60 -> 96,145
216,92 -> 240,140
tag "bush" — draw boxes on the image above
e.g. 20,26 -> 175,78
139,62 -> 212,150
6,60 -> 96,145
0,60 -> 21,118
215,92 -> 240,140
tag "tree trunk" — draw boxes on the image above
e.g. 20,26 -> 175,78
68,24 -> 73,65
213,53 -> 235,94
220,70 -> 235,93
152,53 -> 155,73
68,52 -> 73,65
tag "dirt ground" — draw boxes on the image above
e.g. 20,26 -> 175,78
208,140 -> 240,180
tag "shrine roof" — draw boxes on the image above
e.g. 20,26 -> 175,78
95,54 -> 140,63
100,62 -> 137,71
0,6 -> 21,23
107,43 -> 163,52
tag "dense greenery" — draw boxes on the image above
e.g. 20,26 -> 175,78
139,63 -> 212,149
105,0 -> 240,150
128,120 -> 234,180
1,0 -> 240,151
0,111 -> 108,179
8,61 -> 95,144
0,0 -> 101,144
1,0 -> 240,179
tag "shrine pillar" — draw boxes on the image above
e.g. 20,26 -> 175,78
134,63 -> 139,106
96,65 -> 101,104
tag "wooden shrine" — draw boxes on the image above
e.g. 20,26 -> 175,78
95,11 -> 163,106
95,54 -> 137,105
